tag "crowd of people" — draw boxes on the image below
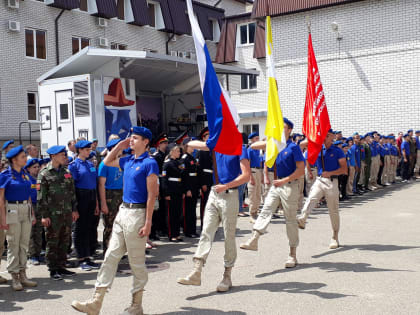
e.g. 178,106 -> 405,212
0,124 -> 419,314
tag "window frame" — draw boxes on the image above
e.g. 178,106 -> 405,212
240,73 -> 258,91
27,91 -> 39,121
110,43 -> 128,50
72,36 -> 90,55
243,124 -> 259,136
25,28 -> 47,60
146,0 -> 165,30
237,22 -> 256,47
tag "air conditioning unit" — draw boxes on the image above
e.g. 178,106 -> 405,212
8,20 -> 20,32
98,18 -> 108,28
8,0 -> 19,9
98,37 -> 109,47
170,51 -> 178,57
171,35 -> 177,42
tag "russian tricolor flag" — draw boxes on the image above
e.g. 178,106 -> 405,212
186,0 -> 243,156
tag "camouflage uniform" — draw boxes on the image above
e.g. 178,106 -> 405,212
1,154 -> 9,171
103,189 -> 123,253
28,204 -> 43,258
37,163 -> 77,272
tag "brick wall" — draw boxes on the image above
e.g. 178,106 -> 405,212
230,0 -> 420,137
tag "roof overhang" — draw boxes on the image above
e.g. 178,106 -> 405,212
37,47 -> 259,95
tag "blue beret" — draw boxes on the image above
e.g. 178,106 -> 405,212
328,129 -> 334,134
352,132 -> 359,136
333,141 -> 342,146
106,138 -> 121,150
123,148 -> 133,155
24,158 -> 40,169
404,133 -> 409,137
2,140 -> 14,151
342,137 -> 347,141
334,131 -> 342,134
42,158 -> 51,165
408,129 -> 413,133
92,138 -> 98,142
68,156 -> 73,163
248,132 -> 259,140
5,145 -> 24,159
346,137 -> 353,142
342,143 -> 348,148
46,145 -> 66,155
364,133 -> 370,138
131,126 -> 152,140
416,130 -> 420,134
75,140 -> 92,149
283,118 -> 294,129
87,151 -> 96,160
360,136 -> 365,140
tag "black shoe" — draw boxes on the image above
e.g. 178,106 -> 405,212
191,233 -> 199,238
50,270 -> 63,281
65,261 -> 78,268
58,268 -> 76,277
85,259 -> 101,269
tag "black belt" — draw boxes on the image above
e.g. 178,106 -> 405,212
251,167 -> 263,169
123,202 -> 146,209
7,200 -> 28,204
76,188 -> 96,193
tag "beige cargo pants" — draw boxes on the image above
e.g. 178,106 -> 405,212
347,166 -> 355,195
305,167 -> 317,195
300,177 -> 340,232
253,181 -> 300,247
358,161 -> 366,185
369,155 -> 380,186
414,151 -> 420,174
262,172 -> 274,203
5,202 -> 32,273
381,155 -> 392,184
248,168 -> 263,215
194,187 -> 239,268
0,228 -> 5,269
96,204 -> 148,294
390,156 -> 398,182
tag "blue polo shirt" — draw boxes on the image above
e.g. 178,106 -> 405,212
402,141 -> 410,155
316,145 -> 346,176
28,174 -> 37,205
383,143 -> 390,156
214,145 -> 248,185
68,158 -> 97,190
98,161 -> 123,190
370,141 -> 379,157
247,148 -> 261,168
0,167 -> 31,201
275,140 -> 305,178
351,144 -> 360,168
120,152 -> 159,204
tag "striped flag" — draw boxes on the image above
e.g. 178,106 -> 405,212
186,0 -> 243,155
264,16 -> 286,168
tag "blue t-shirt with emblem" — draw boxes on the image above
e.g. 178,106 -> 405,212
370,141 -> 379,157
214,145 -> 248,185
247,148 -> 261,168
402,141 -> 410,155
275,140 -> 305,178
98,161 -> 123,190
351,144 -> 361,168
119,152 -> 159,204
316,145 -> 346,176
0,167 -> 31,201
68,158 -> 97,190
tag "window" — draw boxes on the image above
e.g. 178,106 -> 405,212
210,19 -> 221,42
148,2 -> 156,28
27,92 -> 38,121
239,23 -> 256,46
72,37 -> 90,55
80,0 -> 87,11
241,74 -> 257,90
243,124 -> 259,136
117,0 -> 125,20
25,29 -> 46,59
147,1 -> 164,29
59,103 -> 69,120
110,43 -> 127,50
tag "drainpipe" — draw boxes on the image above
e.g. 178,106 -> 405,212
214,0 -> 222,7
55,9 -> 65,65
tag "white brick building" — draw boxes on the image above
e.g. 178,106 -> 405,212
220,0 -> 420,138
0,0 -> 248,143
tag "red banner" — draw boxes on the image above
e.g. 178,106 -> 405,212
302,33 -> 331,165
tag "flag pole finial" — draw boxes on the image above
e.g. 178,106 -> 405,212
306,16 -> 311,33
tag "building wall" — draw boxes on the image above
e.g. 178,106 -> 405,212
229,0 -> 420,137
0,0 -> 233,142
195,0 -> 248,16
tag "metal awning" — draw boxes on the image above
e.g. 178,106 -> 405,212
37,47 -> 259,95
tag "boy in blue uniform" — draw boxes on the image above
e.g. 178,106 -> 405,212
240,118 -> 305,268
401,134 -> 411,182
72,127 -> 159,315
297,129 -> 348,249
177,138 -> 251,292
247,132 -> 263,222
98,138 -> 123,253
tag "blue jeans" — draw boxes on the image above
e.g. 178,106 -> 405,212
238,183 -> 246,213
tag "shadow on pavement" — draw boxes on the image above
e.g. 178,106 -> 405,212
154,307 -> 246,315
0,271 -> 100,312
312,244 -> 420,259
255,261 -> 413,279
186,281 -> 353,301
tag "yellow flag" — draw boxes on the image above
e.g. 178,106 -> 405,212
265,16 -> 286,168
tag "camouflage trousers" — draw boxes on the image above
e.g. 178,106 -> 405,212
103,189 -> 123,253
29,204 -> 43,257
46,212 -> 72,271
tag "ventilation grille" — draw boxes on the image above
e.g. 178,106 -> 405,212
75,98 -> 90,117
74,81 -> 89,96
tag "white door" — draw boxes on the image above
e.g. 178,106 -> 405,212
55,90 -> 74,145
